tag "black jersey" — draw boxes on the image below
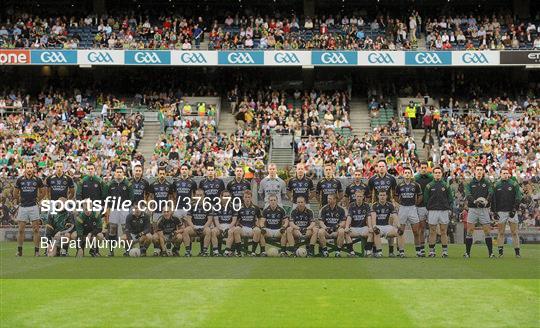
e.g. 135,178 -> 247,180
76,212 -> 102,236
125,212 -> 151,235
235,204 -> 261,228
131,177 -> 150,205
157,216 -> 182,235
396,180 -> 422,206
344,181 -> 368,202
45,174 -> 74,200
316,178 -> 343,206
262,206 -> 287,229
287,176 -> 314,203
78,175 -> 105,202
189,205 -> 209,226
290,207 -> 314,229
371,202 -> 396,226
199,178 -> 225,204
172,178 -> 197,209
106,178 -> 133,203
215,206 -> 235,224
368,174 -> 397,199
319,204 -> 346,228
226,178 -> 251,199
149,179 -> 172,213
348,202 -> 371,228
16,175 -> 44,207
414,173 -> 434,194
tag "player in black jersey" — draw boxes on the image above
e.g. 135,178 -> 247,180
287,164 -> 315,208
182,189 -> 214,257
414,162 -> 433,256
199,165 -> 225,207
286,196 -> 318,257
14,162 -> 45,256
261,195 -> 289,256
345,191 -> 373,257
155,207 -> 184,256
104,166 -> 133,257
227,166 -> 251,200
344,169 -> 368,207
395,167 -> 423,257
130,164 -> 150,210
121,206 -> 152,256
371,191 -> 403,258
316,164 -> 343,207
77,163 -> 106,203
172,164 -> 197,218
232,190 -> 263,256
211,190 -> 237,256
317,194 -> 347,257
367,160 -> 397,202
45,162 -> 75,201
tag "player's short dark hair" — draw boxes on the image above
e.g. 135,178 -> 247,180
180,163 -> 191,170
377,160 -> 387,166
115,166 -> 124,172
403,167 -> 413,173
158,166 -> 166,173
475,163 -> 485,170
134,164 -> 143,169
433,166 -> 443,173
420,161 -> 428,166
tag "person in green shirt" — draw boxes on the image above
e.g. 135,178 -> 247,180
75,202 -> 104,257
44,198 -> 75,257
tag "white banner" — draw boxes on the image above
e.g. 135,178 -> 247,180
264,51 -> 310,66
170,51 -> 218,66
452,51 -> 500,66
358,51 -> 405,66
77,50 -> 124,65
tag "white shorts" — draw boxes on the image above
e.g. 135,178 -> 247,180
265,228 -> 281,238
240,226 -> 254,237
109,210 -> 128,225
398,205 -> 420,225
374,225 -> 395,237
16,206 -> 41,223
497,211 -> 518,224
349,226 -> 369,237
428,210 -> 450,225
151,212 -> 162,224
417,207 -> 428,221
174,209 -> 188,219
193,225 -> 205,231
468,208 -> 491,225
218,223 -> 231,231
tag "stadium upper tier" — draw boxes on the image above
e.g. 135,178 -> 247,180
1,13 -> 539,50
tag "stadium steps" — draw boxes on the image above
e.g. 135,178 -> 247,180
217,110 -> 237,134
138,122 -> 162,163
349,98 -> 371,134
269,148 -> 294,169
411,129 -> 431,162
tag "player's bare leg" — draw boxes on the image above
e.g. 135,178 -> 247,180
201,227 -> 212,256
253,227 -> 264,256
317,228 -> 327,256
482,224 -> 495,258
509,222 -> 520,257
464,222 -> 475,258
335,227 -> 345,257
107,223 -> 118,256
410,222 -> 421,256
428,224 -> 438,257
32,219 -> 41,256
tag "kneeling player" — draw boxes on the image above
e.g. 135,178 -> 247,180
261,195 -> 289,256
122,206 -> 152,256
317,194 -> 347,257
212,191 -> 237,256
371,191 -> 403,258
287,197 -> 318,257
232,190 -> 263,256
182,189 -> 213,257
75,202 -> 105,257
345,191 -> 373,257
45,200 -> 75,257
155,208 -> 183,256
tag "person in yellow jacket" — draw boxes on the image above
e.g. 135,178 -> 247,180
198,102 -> 206,116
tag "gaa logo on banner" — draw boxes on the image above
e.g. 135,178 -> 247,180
453,51 -> 499,65
359,51 -> 404,65
78,50 -> 123,65
312,51 -> 357,65
125,51 -> 170,65
0,50 -> 31,64
264,51 -> 307,65
405,51 -> 452,65
218,51 -> 264,65
31,50 -> 77,64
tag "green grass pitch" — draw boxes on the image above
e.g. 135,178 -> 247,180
1,242 -> 539,327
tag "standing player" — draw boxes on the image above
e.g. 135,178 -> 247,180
122,206 -> 152,256
182,189 -> 214,257
287,196 -> 318,257
104,166 -> 132,256
371,191 -> 403,258
424,167 -> 454,258
199,165 -> 225,208
344,169 -> 368,207
232,190 -> 263,256
261,195 -> 289,256
77,163 -> 106,203
149,167 -> 173,255
155,207 -> 184,256
316,164 -> 343,207
212,190 -> 237,256
14,162 -> 44,256
258,163 -> 287,207
172,164 -> 197,218
317,194 -> 347,257
345,191 -> 373,257
130,164 -> 150,211
414,162 -> 433,256
464,165 -> 495,258
45,162 -> 75,201
75,201 -> 104,257
227,166 -> 251,200
395,167 -> 423,257
493,168 -> 522,258
287,164 -> 315,208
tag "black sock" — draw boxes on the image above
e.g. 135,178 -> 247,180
399,248 -> 404,253
485,237 -> 493,255
260,246 -> 265,253
186,244 -> 192,252
372,245 -> 377,252
415,246 -> 421,253
420,244 -> 426,253
442,245 -> 448,252
498,246 -> 504,255
465,237 -> 473,255
389,245 -> 394,254
140,246 -> 146,253
365,242 -> 373,252
202,246 -> 208,253
212,247 -> 218,252
280,246 -> 286,252
429,244 -> 435,252
251,241 -> 257,253
108,235 -> 116,252
34,246 -> 39,253
288,246 -> 295,253
235,242 -> 242,252
18,246 -> 23,255
515,247 -> 520,256
322,246 -> 328,252
308,244 -> 314,253
153,241 -> 159,249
